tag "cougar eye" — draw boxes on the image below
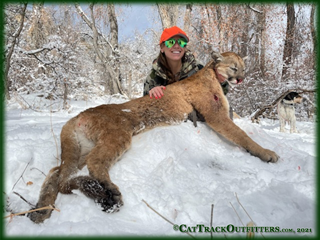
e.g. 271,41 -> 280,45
230,67 -> 238,72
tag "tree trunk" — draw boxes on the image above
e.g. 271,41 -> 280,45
310,3 -> 317,71
215,4 -> 223,52
107,4 -> 121,94
259,6 -> 267,78
281,3 -> 295,81
5,3 -> 27,101
259,5 -> 267,78
63,79 -> 68,110
157,4 -> 179,29
29,2 -> 45,49
183,4 -> 192,36
240,6 -> 249,58
75,3 -> 123,95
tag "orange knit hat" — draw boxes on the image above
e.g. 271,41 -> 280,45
159,26 -> 189,45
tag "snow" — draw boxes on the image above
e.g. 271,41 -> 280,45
4,94 -> 316,237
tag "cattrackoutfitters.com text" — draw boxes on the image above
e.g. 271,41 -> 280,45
173,224 -> 297,234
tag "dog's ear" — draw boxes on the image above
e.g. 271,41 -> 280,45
210,51 -> 223,64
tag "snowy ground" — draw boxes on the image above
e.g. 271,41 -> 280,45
4,94 -> 316,237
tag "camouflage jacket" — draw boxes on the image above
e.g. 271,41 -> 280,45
143,50 -> 203,96
143,51 -> 230,96
143,51 -> 232,126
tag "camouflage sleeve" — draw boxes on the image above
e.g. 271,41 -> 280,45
143,70 -> 160,96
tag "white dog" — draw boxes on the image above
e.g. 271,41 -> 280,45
277,92 -> 303,133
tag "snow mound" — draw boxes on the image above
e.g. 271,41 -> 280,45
5,95 -> 316,237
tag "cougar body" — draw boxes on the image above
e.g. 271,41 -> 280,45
28,52 -> 278,223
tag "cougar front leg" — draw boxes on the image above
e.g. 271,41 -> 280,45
27,167 -> 60,223
83,131 -> 132,212
207,116 -> 279,163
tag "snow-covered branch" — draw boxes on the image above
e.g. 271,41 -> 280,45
74,3 -> 117,54
250,88 -> 316,122
246,4 -> 263,14
24,47 -> 55,55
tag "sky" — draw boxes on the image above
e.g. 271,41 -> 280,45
43,3 -> 160,43
116,4 -> 161,42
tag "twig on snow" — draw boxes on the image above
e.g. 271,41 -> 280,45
12,161 -> 30,190
4,205 -> 60,220
234,193 -> 254,223
229,202 -> 245,226
30,167 -> 46,177
234,193 -> 265,238
142,199 -> 196,239
13,191 -> 35,208
210,204 -> 214,240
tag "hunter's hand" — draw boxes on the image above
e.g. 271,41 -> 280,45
149,86 -> 166,99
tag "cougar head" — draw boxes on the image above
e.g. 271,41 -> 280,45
211,52 -> 246,86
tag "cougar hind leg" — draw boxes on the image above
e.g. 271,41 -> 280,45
28,118 -> 82,223
59,129 -> 132,213
27,166 -> 60,223
83,130 -> 132,213
58,117 -> 84,194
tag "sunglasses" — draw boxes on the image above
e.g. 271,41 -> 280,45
164,38 -> 187,48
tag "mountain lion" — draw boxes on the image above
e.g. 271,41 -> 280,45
28,52 -> 279,223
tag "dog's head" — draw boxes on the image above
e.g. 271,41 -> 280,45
284,92 -> 303,104
211,51 -> 246,86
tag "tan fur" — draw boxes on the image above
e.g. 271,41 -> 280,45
28,52 -> 279,223
233,112 -> 241,119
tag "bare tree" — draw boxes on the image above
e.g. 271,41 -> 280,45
240,6 -> 250,58
215,4 -> 223,52
157,3 -> 179,29
310,3 -> 317,70
29,2 -> 45,49
259,6 -> 267,77
4,3 -> 27,100
183,4 -> 192,36
281,3 -> 295,81
4,3 -> 315,120
75,3 -> 124,95
107,4 -> 121,94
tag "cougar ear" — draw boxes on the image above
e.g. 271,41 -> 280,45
211,51 -> 223,63
242,55 -> 248,61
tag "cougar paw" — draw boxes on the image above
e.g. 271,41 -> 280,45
78,177 -> 123,213
96,188 -> 123,213
261,149 -> 279,163
27,207 -> 53,224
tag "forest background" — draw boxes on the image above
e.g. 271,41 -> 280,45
3,2 -> 317,121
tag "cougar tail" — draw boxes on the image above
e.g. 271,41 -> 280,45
27,166 -> 60,223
